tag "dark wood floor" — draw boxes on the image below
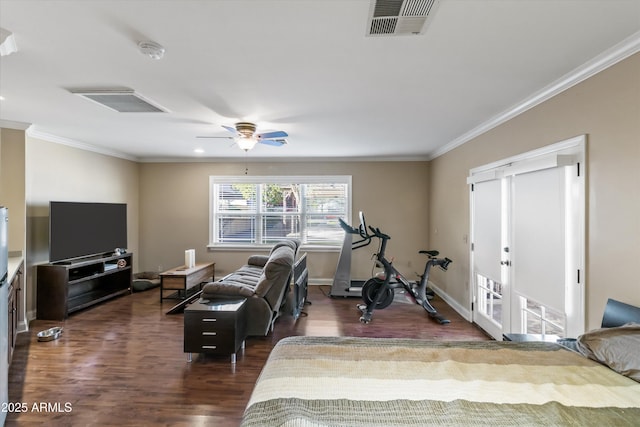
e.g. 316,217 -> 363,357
7,285 -> 489,426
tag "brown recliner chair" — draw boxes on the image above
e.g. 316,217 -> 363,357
200,240 -> 298,336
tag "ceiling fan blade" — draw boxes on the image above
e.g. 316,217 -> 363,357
196,136 -> 233,139
256,130 -> 288,139
259,138 -> 287,146
222,125 -> 239,135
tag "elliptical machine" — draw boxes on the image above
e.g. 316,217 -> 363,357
350,213 -> 452,324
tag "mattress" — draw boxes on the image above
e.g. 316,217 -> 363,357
241,336 -> 640,426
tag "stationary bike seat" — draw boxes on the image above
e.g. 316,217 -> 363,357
419,250 -> 439,257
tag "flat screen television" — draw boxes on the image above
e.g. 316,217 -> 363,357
49,201 -> 127,263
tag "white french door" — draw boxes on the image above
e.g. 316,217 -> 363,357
469,178 -> 506,339
468,137 -> 585,340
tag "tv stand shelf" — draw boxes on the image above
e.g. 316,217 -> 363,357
37,253 -> 133,320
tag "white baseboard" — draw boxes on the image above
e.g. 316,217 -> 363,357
429,281 -> 472,322
18,319 -> 29,333
25,310 -> 37,330
310,278 -> 333,285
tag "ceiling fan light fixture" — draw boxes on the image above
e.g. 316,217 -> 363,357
235,122 -> 257,138
236,136 -> 258,151
198,121 -> 288,151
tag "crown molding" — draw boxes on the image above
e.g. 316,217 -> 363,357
0,119 -> 31,130
26,127 -> 139,162
137,155 -> 431,163
427,29 -> 640,160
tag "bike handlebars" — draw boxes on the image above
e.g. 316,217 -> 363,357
368,225 -> 390,240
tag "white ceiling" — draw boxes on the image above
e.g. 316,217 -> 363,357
1,0 -> 639,161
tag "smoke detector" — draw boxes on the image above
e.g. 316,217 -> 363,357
138,40 -> 165,60
367,0 -> 441,36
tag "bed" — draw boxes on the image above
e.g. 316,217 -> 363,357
241,300 -> 640,426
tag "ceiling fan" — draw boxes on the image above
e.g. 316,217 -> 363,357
197,122 -> 288,151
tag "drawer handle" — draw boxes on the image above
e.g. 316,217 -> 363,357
202,332 -> 217,336
202,318 -> 217,322
202,345 -> 217,349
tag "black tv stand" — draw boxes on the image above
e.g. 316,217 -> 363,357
37,253 -> 133,320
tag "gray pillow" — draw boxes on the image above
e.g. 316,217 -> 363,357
202,280 -> 255,298
576,323 -> 640,382
247,255 -> 269,267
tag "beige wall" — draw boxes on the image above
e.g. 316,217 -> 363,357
25,137 -> 140,319
138,161 -> 430,281
0,128 -> 26,254
428,52 -> 640,331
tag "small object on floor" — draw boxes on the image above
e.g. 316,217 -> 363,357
132,271 -> 161,292
37,326 -> 63,342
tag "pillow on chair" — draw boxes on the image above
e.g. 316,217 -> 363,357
202,280 -> 256,298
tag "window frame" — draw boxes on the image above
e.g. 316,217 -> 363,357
208,175 -> 352,251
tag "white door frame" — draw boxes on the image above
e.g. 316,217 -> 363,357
468,135 -> 586,339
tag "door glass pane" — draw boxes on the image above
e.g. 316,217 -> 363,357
476,273 -> 502,326
520,297 -> 565,338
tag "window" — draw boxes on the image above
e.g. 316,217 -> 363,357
209,176 -> 351,248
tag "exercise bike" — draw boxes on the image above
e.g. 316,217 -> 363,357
352,214 -> 452,324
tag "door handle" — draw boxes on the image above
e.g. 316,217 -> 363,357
500,260 -> 511,266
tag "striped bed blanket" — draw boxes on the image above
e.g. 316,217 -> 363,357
241,336 -> 640,426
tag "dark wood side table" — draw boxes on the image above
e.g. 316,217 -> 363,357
159,262 -> 215,302
184,298 -> 247,363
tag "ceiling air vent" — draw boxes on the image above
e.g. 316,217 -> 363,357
70,89 -> 167,113
367,0 -> 440,36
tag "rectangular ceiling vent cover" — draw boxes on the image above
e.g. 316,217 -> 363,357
70,89 -> 167,113
367,0 -> 440,36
